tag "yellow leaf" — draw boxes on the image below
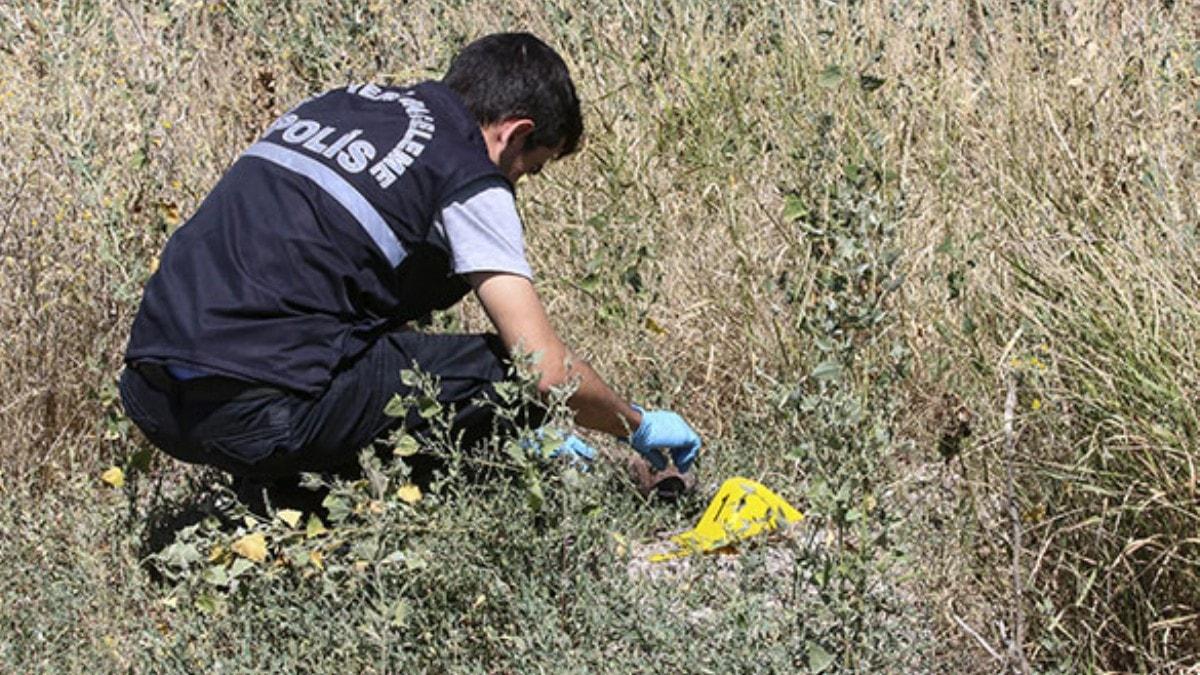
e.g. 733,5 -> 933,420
231,532 -> 268,563
644,316 -> 667,335
396,484 -> 422,504
101,466 -> 125,488
610,532 -> 628,557
1022,504 -> 1047,524
308,549 -> 324,570
276,509 -> 302,528
208,545 -> 226,563
162,204 -> 180,226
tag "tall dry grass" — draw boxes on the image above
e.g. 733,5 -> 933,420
0,0 -> 1197,669
884,1 -> 1199,668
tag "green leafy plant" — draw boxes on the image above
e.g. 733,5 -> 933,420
773,132 -> 917,671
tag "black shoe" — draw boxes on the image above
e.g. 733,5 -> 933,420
232,475 -> 327,518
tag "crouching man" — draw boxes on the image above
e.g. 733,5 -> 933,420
118,33 -> 701,492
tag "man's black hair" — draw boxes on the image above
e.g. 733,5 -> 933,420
444,32 -> 583,157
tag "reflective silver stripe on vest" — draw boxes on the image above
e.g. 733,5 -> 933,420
243,141 -> 406,267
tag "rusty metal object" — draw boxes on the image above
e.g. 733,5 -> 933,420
624,452 -> 697,500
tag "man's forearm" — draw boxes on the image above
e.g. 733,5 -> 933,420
469,272 -> 642,438
556,353 -> 642,437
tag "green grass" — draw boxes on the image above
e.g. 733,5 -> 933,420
1,417 -> 931,672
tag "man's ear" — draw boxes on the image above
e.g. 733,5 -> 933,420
482,117 -> 538,172
497,118 -> 535,151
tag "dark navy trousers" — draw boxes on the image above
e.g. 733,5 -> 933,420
119,332 -> 541,479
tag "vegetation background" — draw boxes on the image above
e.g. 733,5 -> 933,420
1,0 -> 1197,671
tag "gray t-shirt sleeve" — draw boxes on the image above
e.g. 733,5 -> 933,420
435,177 -> 533,280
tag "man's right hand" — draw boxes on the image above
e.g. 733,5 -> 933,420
627,408 -> 701,472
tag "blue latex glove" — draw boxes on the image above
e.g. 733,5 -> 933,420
550,433 -> 597,464
626,406 -> 701,472
522,428 -> 597,467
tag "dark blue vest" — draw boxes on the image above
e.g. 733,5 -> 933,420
125,81 -> 506,394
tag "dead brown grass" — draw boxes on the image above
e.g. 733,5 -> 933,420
1,0 -> 1197,669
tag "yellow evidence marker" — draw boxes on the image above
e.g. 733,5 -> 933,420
650,477 -> 804,562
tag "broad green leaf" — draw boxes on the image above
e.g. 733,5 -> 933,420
835,482 -> 852,502
811,360 -> 843,382
578,273 -> 601,293
807,641 -> 834,673
393,433 -> 419,457
505,439 -> 527,463
405,552 -> 428,571
818,64 -> 843,88
162,542 -> 201,567
540,429 -> 565,458
525,471 -> 544,511
492,380 -> 517,403
305,514 -> 328,539
195,594 -> 221,614
383,394 -> 408,418
392,600 -> 410,627
859,74 -> 886,92
128,448 -> 153,472
322,494 -> 352,523
783,194 -> 808,222
417,395 -> 441,419
228,557 -> 254,577
351,539 -> 379,560
202,565 -> 228,586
